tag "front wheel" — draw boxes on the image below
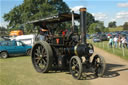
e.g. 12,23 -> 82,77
92,54 -> 106,77
69,56 -> 82,80
0,52 -> 8,59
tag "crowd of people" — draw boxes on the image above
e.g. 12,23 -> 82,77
109,35 -> 128,48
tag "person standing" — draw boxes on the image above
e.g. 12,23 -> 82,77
118,35 -> 122,48
121,36 -> 126,48
114,36 -> 118,48
109,37 -> 113,48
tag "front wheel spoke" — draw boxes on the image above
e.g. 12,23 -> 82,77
75,69 -> 79,73
72,59 -> 77,65
98,64 -> 103,70
72,69 -> 78,74
73,62 -> 76,66
96,62 -> 102,67
72,70 -> 76,74
75,63 -> 79,67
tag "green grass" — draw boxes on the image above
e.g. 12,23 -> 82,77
88,39 -> 128,60
108,26 -> 124,32
0,56 -> 89,85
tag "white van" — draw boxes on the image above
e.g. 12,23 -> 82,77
15,34 -> 44,46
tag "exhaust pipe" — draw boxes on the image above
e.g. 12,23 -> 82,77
72,11 -> 74,32
80,8 -> 87,44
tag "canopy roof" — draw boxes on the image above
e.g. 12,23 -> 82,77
27,13 -> 80,26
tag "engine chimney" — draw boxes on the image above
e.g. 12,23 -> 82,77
80,8 -> 87,44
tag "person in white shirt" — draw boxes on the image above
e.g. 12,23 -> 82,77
121,37 -> 126,48
114,36 -> 118,48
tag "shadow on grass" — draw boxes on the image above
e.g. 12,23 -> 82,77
0,55 -> 29,60
8,55 -> 30,58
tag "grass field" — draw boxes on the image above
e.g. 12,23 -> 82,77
88,39 -> 128,60
0,56 -> 89,85
108,27 -> 124,32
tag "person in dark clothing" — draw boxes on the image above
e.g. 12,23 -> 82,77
39,23 -> 48,35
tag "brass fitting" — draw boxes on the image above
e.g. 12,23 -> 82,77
80,8 -> 86,12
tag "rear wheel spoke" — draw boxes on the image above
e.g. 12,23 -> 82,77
35,53 -> 40,57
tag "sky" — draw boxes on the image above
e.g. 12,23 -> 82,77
0,0 -> 128,27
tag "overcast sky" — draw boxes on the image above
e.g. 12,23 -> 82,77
0,0 -> 128,27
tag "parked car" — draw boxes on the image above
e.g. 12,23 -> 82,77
100,34 -> 108,41
93,36 -> 101,42
0,40 -> 32,58
86,34 -> 90,39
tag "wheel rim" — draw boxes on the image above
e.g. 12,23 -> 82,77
70,57 -> 82,79
33,45 -> 48,71
1,52 -> 7,58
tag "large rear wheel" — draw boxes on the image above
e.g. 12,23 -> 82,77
31,41 -> 53,73
70,56 -> 82,80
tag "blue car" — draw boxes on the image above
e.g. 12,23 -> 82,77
0,40 -> 32,58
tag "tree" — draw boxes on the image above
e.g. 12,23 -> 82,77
49,0 -> 70,13
3,0 -> 95,34
123,22 -> 128,30
78,12 -> 95,32
3,0 -> 70,33
104,28 -> 109,32
88,23 -> 97,34
108,21 -> 116,28
88,21 -> 106,34
86,12 -> 95,30
0,26 -> 8,36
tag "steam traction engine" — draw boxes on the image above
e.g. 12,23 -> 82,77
30,8 -> 106,80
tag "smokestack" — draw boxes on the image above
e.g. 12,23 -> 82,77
80,8 -> 87,44
72,11 -> 74,32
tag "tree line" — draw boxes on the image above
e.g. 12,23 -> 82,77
3,0 -> 70,33
2,0 -> 128,35
88,21 -> 128,34
3,0 -> 95,34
